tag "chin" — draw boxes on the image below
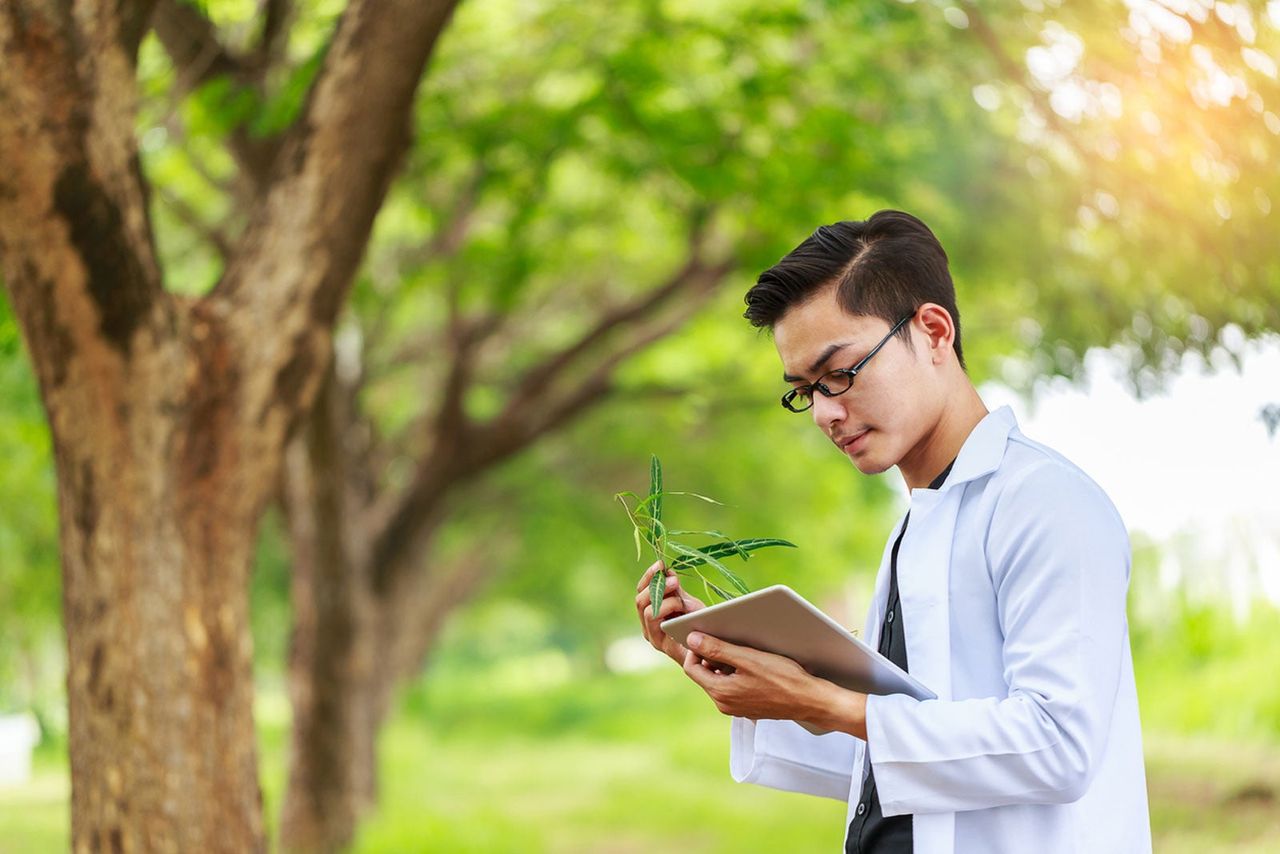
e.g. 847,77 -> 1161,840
850,455 -> 894,476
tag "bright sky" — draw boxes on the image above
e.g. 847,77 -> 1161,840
972,336 -> 1280,608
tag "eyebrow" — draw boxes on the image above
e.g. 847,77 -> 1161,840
783,342 -> 856,383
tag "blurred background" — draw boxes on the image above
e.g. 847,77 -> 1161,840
1,0 -> 1278,850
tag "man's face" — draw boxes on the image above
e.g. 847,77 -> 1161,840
773,286 -> 937,476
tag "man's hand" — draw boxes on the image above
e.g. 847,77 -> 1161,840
635,560 -> 706,666
680,631 -> 869,738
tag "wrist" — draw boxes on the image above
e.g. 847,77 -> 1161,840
805,679 -> 868,740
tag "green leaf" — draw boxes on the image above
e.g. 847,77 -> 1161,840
648,454 -> 663,556
705,579 -> 734,602
665,540 -> 747,594
664,490 -> 724,506
649,566 -> 666,618
664,529 -> 732,538
717,564 -> 751,596
668,538 -> 797,571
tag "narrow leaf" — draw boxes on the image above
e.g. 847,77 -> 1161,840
705,580 -> 734,602
717,564 -> 751,596
669,538 -> 797,571
664,490 -> 725,506
668,540 -> 732,580
649,567 -> 666,618
649,455 -> 663,557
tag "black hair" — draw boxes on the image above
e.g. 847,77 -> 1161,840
743,210 -> 965,370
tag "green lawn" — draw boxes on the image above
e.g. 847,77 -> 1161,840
3,664 -> 1279,852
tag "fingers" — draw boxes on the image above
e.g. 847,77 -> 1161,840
682,648 -> 708,685
686,632 -> 743,666
636,560 -> 666,593
678,588 -> 706,612
634,574 -> 679,610
638,584 -> 688,647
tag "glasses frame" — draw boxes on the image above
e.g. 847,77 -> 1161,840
780,311 -> 916,413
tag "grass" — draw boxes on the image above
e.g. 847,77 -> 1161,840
3,648 -> 1280,851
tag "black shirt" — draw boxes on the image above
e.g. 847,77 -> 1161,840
845,458 -> 957,854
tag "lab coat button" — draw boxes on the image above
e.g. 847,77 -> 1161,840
856,803 -> 866,816
887,609 -> 895,623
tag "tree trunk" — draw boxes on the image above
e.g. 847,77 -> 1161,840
273,234 -> 731,850
278,366 -> 376,854
1,0 -> 461,848
50,310 -> 268,852
279,376 -> 510,849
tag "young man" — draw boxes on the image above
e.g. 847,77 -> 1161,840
634,211 -> 1151,853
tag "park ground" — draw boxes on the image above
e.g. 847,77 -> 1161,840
2,652 -> 1278,853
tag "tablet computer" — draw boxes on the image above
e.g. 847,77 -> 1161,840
661,584 -> 935,735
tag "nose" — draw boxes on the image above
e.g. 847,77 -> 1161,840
811,390 -> 846,433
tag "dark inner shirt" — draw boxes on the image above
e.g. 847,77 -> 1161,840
845,457 -> 957,854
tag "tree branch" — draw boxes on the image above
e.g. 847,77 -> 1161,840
253,0 -> 294,78
207,0 -> 462,448
151,0 -> 244,86
150,0 -> 283,187
0,0 -> 165,377
497,214 -> 716,422
478,261 -> 731,466
366,248 -> 733,595
156,185 -> 232,260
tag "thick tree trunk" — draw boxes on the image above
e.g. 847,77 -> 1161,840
2,0 -> 461,848
49,310 -> 268,852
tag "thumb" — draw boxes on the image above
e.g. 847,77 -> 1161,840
686,632 -> 741,664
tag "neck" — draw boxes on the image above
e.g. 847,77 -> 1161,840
898,383 -> 988,492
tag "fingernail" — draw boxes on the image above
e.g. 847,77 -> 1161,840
687,632 -> 702,649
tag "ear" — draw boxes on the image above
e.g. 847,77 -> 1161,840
915,303 -> 955,366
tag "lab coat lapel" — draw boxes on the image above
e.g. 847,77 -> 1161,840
896,488 -> 960,702
864,513 -> 908,647
888,407 -> 1017,854
895,405 -> 1017,701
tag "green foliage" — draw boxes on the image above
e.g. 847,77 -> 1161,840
616,455 -> 796,615
0,295 -> 61,727
3,4 -> 1280,840
1133,601 -> 1280,742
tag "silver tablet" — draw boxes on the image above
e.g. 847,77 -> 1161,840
661,584 -> 935,734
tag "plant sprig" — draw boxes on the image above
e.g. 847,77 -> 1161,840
617,455 -> 797,617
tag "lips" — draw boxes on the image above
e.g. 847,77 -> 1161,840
837,428 -> 870,450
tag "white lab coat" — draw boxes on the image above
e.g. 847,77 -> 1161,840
729,406 -> 1151,853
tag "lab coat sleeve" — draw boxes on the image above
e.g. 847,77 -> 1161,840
866,462 -> 1130,815
729,716 -> 857,801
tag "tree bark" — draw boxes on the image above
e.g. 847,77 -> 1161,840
48,315 -> 270,853
0,2 -> 265,848
278,365 -> 376,854
0,0 -> 461,849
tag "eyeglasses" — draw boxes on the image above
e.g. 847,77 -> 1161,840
780,312 -> 915,413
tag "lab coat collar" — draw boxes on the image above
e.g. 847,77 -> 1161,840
908,405 -> 1017,513
868,404 -> 1020,646
944,404 -> 1017,488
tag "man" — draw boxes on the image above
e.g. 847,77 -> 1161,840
634,210 -> 1151,853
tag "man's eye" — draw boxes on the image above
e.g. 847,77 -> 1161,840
792,386 -> 813,400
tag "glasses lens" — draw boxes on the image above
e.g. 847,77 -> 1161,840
818,369 -> 853,397
782,388 -> 813,412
